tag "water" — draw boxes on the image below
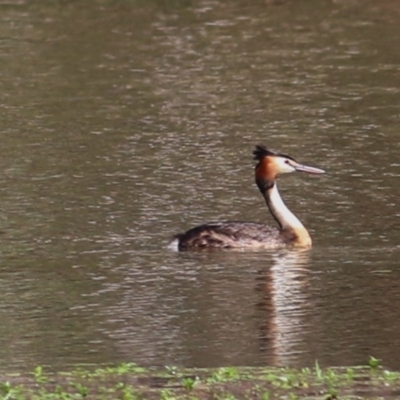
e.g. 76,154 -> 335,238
0,0 -> 400,373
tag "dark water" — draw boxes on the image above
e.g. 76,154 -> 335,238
1,0 -> 400,373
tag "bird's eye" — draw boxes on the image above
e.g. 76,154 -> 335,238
284,159 -> 290,164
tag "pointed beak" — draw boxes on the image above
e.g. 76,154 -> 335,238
294,163 -> 325,174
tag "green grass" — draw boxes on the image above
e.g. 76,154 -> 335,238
1,360 -> 400,400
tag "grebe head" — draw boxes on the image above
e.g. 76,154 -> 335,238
253,145 -> 325,184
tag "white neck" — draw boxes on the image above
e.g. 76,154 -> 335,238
265,183 -> 305,231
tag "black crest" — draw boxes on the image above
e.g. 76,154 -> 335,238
253,145 -> 295,162
253,145 -> 277,160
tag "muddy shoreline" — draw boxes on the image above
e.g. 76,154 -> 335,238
2,360 -> 400,399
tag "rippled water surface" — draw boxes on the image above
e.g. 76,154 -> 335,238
1,0 -> 400,373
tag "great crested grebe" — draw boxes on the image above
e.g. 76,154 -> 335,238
172,145 -> 325,250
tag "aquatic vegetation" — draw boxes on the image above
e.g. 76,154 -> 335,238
0,360 -> 400,399
368,356 -> 381,369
